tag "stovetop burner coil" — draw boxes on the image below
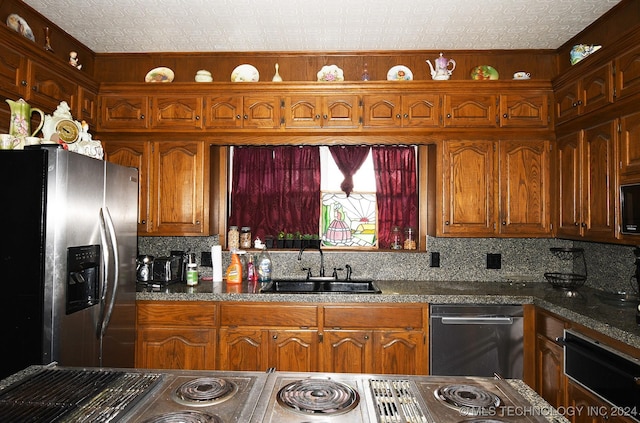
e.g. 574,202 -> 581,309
172,377 -> 238,406
140,410 -> 222,423
434,384 -> 501,412
277,378 -> 359,415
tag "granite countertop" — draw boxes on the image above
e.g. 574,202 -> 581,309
137,279 -> 640,351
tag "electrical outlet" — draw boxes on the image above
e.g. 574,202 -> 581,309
486,253 -> 501,269
201,251 -> 212,267
430,252 -> 440,268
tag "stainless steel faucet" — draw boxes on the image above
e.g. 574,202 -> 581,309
298,244 -> 325,277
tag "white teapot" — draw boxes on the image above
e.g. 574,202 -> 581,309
426,53 -> 456,80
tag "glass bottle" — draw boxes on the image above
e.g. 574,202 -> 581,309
240,226 -> 252,249
403,227 -> 416,250
361,62 -> 370,81
390,226 -> 403,249
228,225 -> 239,250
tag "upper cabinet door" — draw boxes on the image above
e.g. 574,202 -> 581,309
0,43 -> 26,99
151,96 -> 203,130
401,94 -> 441,128
498,140 -> 551,235
100,95 -> 150,130
205,96 -> 243,129
580,63 -> 614,116
443,94 -> 497,127
615,43 -> 640,100
242,96 -> 281,129
499,93 -> 550,128
441,140 -> 496,235
619,110 -> 640,180
26,61 -> 77,113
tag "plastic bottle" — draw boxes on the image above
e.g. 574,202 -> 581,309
247,253 -> 258,283
226,252 -> 243,284
257,246 -> 272,282
186,263 -> 198,286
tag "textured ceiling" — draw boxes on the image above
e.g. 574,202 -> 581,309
23,0 -> 620,53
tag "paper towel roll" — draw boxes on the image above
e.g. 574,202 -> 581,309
212,245 -> 223,282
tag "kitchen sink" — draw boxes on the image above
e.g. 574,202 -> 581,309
260,278 -> 381,294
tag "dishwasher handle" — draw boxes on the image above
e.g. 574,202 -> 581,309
440,316 -> 514,325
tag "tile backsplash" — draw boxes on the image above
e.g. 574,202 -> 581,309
137,236 -> 639,293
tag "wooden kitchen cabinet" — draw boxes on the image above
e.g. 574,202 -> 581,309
0,42 -> 27,100
614,43 -> 640,101
77,86 -> 98,127
567,382 -> 635,423
499,92 -> 550,128
361,93 -> 440,128
283,94 -> 360,128
27,61 -> 78,114
151,96 -> 203,130
443,93 -> 497,127
136,301 -> 217,370
100,94 -> 150,130
103,140 -> 150,233
440,139 -> 551,237
322,305 -> 427,375
618,110 -> 640,181
534,308 -> 568,410
205,95 -> 281,129
554,63 -> 613,124
104,139 -> 208,235
556,121 -> 617,241
218,303 -> 319,372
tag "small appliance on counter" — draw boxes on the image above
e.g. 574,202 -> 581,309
151,255 -> 183,284
136,255 -> 154,282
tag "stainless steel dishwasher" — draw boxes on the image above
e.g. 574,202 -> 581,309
429,304 -> 524,378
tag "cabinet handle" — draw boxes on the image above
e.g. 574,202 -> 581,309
363,335 -> 369,340
315,114 -> 320,120
574,222 -> 579,226
446,113 -> 452,118
502,221 -> 506,225
503,113 -> 508,118
403,113 -> 409,118
396,114 -> 401,119
445,221 -> 450,225
318,332 -> 323,342
235,114 -> 241,120
140,114 -> 145,120
323,114 -> 328,119
577,100 -> 583,105
581,222 -> 586,227
272,334 -> 277,339
141,220 -> 146,224
196,220 -> 200,225
195,115 -> 200,120
31,86 -> 37,91
20,80 -> 27,86
243,114 -> 248,119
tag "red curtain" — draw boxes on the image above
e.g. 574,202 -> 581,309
273,146 -> 320,235
372,146 -> 418,248
230,146 -> 320,240
329,146 -> 370,196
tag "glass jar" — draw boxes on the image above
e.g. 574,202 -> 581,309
390,226 -> 403,249
228,225 -> 239,250
403,227 -> 416,250
240,226 -> 252,249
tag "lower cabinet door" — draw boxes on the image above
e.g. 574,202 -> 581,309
136,327 -> 216,370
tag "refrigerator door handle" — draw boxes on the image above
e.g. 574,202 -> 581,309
98,207 -> 120,339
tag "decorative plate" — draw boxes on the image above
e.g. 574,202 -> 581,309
387,65 -> 413,81
6,14 -> 35,41
145,67 -> 174,83
470,65 -> 499,80
317,65 -> 344,82
231,64 -> 259,82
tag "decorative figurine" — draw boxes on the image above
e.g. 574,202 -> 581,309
272,63 -> 283,82
69,51 -> 82,70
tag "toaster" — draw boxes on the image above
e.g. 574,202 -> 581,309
152,256 -> 183,284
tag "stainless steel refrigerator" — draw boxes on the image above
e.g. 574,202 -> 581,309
0,147 -> 138,379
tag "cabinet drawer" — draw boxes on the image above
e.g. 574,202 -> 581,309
220,304 -> 317,327
137,301 -> 217,326
536,311 -> 566,340
324,305 -> 423,328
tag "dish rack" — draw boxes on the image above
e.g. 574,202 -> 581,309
544,247 -> 588,290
